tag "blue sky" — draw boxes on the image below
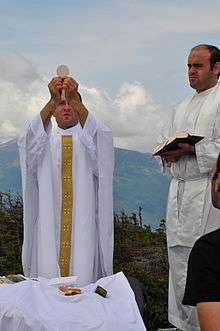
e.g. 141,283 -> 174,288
0,0 -> 220,151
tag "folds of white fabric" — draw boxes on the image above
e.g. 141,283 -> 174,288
0,272 -> 146,331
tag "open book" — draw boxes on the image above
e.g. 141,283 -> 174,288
153,131 -> 204,156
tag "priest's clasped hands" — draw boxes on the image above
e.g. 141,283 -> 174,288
41,76 -> 88,128
48,76 -> 79,107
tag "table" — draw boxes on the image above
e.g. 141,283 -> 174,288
0,272 -> 146,331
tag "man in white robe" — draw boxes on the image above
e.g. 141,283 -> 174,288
159,44 -> 220,330
18,76 -> 114,287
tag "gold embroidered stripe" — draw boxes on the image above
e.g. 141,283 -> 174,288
59,135 -> 73,276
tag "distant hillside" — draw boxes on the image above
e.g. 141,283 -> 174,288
0,140 -> 170,227
114,148 -> 170,226
0,140 -> 22,193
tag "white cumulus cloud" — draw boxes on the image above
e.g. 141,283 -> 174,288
0,53 -> 171,152
82,82 -> 171,151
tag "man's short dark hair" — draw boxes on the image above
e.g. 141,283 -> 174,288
192,44 -> 220,78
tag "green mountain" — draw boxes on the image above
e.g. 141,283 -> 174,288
0,140 -> 170,227
114,148 -> 170,226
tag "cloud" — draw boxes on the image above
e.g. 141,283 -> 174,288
0,78 -> 48,142
0,54 -> 49,142
0,53 -> 40,87
1,0 -> 219,108
0,53 -> 170,152
81,82 -> 171,151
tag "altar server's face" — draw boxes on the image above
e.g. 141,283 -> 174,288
188,48 -> 218,93
54,101 -> 79,129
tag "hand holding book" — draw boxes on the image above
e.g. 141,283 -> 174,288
161,143 -> 195,163
153,131 -> 204,157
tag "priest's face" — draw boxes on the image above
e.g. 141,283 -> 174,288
188,47 -> 218,93
54,101 -> 79,129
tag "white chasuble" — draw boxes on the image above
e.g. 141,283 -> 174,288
18,113 -> 114,287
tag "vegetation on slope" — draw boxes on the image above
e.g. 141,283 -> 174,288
0,193 -> 172,330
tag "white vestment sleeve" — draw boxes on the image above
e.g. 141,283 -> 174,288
155,109 -> 175,173
195,107 -> 220,173
17,114 -> 52,276
79,113 -> 99,175
18,114 -> 52,174
157,108 -> 175,144
80,112 -> 114,276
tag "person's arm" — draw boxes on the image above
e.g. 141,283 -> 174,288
18,77 -> 63,173
157,108 -> 195,163
211,157 -> 220,208
69,99 -> 88,127
197,302 -> 220,331
62,77 -> 88,127
183,232 -> 220,330
40,77 -> 63,129
195,106 -> 220,173
161,102 -> 220,166
61,76 -> 100,174
40,99 -> 56,129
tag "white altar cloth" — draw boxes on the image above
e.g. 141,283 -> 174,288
0,272 -> 146,331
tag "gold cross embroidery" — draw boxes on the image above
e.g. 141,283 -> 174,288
59,135 -> 73,276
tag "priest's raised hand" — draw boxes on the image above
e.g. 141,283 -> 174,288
40,77 -> 63,128
62,77 -> 88,127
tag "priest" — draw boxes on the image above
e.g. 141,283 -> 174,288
18,75 -> 114,286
